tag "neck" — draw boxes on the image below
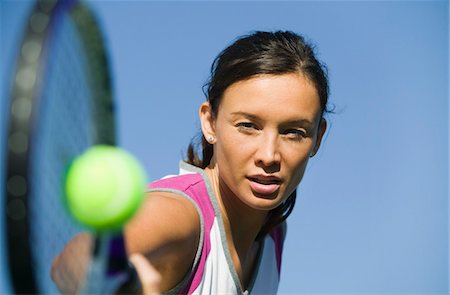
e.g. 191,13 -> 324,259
205,164 -> 268,254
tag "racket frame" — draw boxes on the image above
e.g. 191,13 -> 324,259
4,0 -> 116,293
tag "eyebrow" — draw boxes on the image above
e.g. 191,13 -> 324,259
230,111 -> 259,121
230,111 -> 315,127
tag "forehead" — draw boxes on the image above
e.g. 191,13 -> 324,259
219,74 -> 322,122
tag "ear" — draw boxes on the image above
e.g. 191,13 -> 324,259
311,118 -> 327,157
199,102 -> 216,142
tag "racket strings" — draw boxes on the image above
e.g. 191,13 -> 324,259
28,13 -> 98,294
5,0 -> 115,292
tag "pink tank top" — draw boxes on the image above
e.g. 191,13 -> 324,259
148,162 -> 285,295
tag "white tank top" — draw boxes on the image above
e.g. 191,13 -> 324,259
148,162 -> 286,295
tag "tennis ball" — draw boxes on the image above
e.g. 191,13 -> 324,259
65,145 -> 147,231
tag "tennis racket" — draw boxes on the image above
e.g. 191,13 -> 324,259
3,0 -> 135,293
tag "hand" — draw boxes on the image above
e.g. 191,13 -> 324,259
51,233 -> 93,294
129,254 -> 161,295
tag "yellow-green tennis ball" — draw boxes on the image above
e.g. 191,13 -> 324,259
65,145 -> 147,231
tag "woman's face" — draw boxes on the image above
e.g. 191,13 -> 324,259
201,73 -> 326,211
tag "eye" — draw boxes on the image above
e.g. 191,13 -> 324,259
282,129 -> 306,141
237,122 -> 255,129
236,122 -> 258,133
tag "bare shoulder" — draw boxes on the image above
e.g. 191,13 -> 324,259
124,191 -> 201,291
125,191 -> 200,250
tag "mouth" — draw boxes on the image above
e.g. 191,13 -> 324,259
247,175 -> 282,196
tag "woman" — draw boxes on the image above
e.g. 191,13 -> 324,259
52,30 -> 330,294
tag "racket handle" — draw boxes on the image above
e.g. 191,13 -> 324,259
115,263 -> 140,294
81,234 -> 141,294
106,236 -> 142,294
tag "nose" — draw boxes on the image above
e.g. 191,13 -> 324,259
255,132 -> 281,169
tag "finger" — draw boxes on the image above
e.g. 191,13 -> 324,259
129,254 -> 161,295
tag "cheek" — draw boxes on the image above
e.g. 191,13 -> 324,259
284,151 -> 310,188
214,125 -> 252,163
292,162 -> 308,184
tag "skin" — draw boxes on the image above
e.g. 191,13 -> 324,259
51,238 -> 161,295
51,73 -> 326,294
129,253 -> 161,295
200,73 -> 326,288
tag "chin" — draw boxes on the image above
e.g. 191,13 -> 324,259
248,194 -> 284,211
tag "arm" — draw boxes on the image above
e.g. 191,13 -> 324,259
124,191 -> 201,292
51,191 -> 200,294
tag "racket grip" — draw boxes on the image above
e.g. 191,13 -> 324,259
106,235 -> 141,294
115,262 -> 141,294
82,234 -> 141,294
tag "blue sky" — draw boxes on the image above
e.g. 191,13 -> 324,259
1,1 -> 449,294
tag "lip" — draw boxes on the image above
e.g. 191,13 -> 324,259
247,175 -> 282,195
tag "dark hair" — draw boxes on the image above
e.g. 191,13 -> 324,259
186,30 -> 330,238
